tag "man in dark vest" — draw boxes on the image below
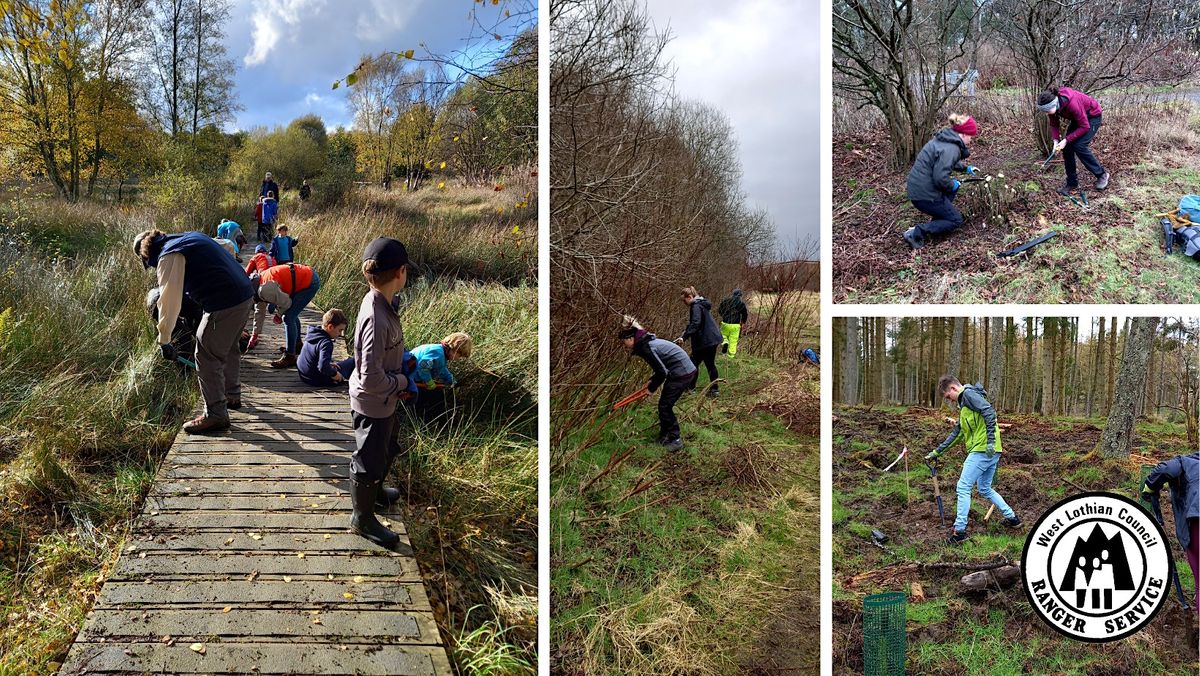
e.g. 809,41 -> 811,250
134,229 -> 256,433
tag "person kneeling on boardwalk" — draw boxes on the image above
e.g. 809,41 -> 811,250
902,114 -> 980,250
1141,452 -> 1199,614
925,375 -> 1021,544
677,286 -> 722,397
620,317 -> 697,453
134,229 -> 255,434
717,289 -> 749,357
298,308 -> 356,387
348,237 -> 412,548
253,262 -> 321,369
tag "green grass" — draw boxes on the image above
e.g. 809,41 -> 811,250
0,183 -> 538,672
551,356 -> 819,673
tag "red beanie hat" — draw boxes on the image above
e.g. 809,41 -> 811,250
951,117 -> 978,136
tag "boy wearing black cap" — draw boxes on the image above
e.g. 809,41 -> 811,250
347,237 -> 411,548
619,316 -> 697,452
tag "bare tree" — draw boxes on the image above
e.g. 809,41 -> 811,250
947,316 -> 965,378
987,316 -> 1004,399
833,0 -> 986,167
1098,317 -> 1160,458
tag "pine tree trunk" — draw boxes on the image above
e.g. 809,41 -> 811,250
948,317 -> 965,379
1024,318 -> 1035,413
843,318 -> 860,405
1086,317 -> 1104,418
875,317 -> 887,403
1106,317 -> 1117,413
988,317 -> 1004,400
1041,318 -> 1057,416
1099,317 -> 1161,458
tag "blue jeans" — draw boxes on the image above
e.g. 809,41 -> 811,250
911,194 -> 964,238
1063,116 -> 1105,187
284,270 -> 320,355
954,452 -> 1015,532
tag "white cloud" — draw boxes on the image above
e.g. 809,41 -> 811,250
355,0 -> 421,42
243,0 -> 327,66
304,92 -> 322,105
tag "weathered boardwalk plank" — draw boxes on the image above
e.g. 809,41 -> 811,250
60,306 -> 448,675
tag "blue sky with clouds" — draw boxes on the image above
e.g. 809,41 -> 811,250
646,0 -> 820,254
223,0 -> 522,131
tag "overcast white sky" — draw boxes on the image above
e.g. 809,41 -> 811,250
223,0 -> 517,131
645,0 -> 820,255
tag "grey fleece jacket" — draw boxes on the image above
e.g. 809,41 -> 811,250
933,384 -> 999,456
349,288 -> 409,418
906,128 -> 970,203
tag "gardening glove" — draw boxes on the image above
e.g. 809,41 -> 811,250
966,166 -> 979,176
674,337 -> 684,346
1140,483 -> 1155,501
1054,139 -> 1067,153
925,450 -> 940,462
159,343 -> 177,362
272,314 -> 283,325
950,179 -> 961,193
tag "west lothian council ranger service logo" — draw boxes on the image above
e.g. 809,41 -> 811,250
1021,491 -> 1173,642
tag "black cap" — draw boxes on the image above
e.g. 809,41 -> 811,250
363,237 -> 408,271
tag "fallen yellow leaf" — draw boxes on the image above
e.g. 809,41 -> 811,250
189,643 -> 205,654
222,607 -> 231,613
343,592 -> 355,600
353,576 -> 364,583
297,552 -> 305,559
283,576 -> 293,583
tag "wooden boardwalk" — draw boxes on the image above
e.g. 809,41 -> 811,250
61,306 -> 450,675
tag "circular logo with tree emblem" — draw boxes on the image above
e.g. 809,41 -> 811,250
1021,491 -> 1173,642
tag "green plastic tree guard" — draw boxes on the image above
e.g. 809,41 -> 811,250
863,591 -> 907,676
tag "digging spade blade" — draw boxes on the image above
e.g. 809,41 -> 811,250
1144,493 -> 1191,611
929,461 -> 945,528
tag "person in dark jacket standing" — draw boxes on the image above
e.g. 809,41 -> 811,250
620,318 -> 697,452
299,179 -> 312,201
677,286 -> 723,396
1142,452 -> 1199,614
134,229 -> 256,434
1037,86 -> 1110,196
717,289 -> 749,357
260,172 -> 280,201
902,114 -> 980,250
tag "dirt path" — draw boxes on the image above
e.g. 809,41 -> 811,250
59,306 -> 450,675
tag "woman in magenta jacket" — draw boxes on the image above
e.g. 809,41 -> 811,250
1037,86 -> 1110,196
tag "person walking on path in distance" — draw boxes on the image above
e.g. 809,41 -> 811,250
134,229 -> 255,434
347,237 -> 413,548
260,171 -> 279,201
677,286 -> 723,397
925,375 -> 1022,544
902,114 -> 981,250
1037,85 -> 1110,196
620,317 -> 697,453
717,288 -> 749,357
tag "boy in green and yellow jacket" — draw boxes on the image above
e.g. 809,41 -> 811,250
925,376 -> 1022,544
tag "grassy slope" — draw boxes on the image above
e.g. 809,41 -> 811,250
551,356 -> 820,674
834,98 -> 1200,303
0,183 -> 537,673
832,406 -> 1199,675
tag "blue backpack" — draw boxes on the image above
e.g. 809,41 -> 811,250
802,348 -> 820,365
1180,195 -> 1200,222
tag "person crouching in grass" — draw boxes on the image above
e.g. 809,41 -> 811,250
297,308 -> 355,387
902,114 -> 980,250
925,375 -> 1021,544
347,238 -> 411,548
619,317 -> 697,453
409,332 -> 473,391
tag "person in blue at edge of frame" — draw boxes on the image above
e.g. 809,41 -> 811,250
1142,452 -> 1199,615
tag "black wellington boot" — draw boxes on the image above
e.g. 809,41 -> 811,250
350,479 -> 399,548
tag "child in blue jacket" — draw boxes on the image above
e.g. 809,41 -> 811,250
409,332 -> 473,390
270,224 -> 298,264
297,309 -> 355,386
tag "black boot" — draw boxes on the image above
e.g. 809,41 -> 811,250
376,485 -> 401,506
350,479 -> 399,548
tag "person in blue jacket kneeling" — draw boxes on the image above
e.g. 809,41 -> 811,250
297,308 -> 356,386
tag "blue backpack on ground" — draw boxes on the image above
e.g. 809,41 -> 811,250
1180,195 -> 1200,222
802,348 -> 820,365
